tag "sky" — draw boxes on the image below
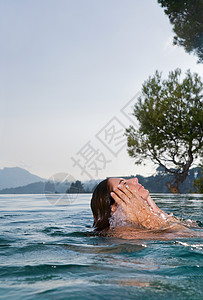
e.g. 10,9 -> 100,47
0,0 -> 202,181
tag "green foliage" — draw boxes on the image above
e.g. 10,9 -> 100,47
126,68 -> 203,192
136,167 -> 201,193
157,0 -> 203,63
193,176 -> 203,193
66,180 -> 86,194
193,164 -> 203,193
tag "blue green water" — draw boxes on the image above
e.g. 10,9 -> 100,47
0,194 -> 202,300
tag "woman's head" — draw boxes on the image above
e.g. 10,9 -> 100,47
90,177 -> 150,231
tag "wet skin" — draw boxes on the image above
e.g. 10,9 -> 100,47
108,178 -> 165,215
103,178 -> 201,239
108,178 -> 149,200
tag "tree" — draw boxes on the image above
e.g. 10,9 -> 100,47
125,68 -> 203,193
66,180 -> 86,193
157,0 -> 203,63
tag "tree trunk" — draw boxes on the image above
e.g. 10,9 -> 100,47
166,181 -> 181,194
165,149 -> 193,194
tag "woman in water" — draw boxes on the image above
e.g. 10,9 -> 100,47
91,177 -> 200,239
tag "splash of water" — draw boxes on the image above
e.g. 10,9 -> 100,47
109,206 -> 128,229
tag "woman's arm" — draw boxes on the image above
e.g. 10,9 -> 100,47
146,195 -> 168,217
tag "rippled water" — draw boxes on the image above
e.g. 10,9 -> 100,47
0,194 -> 202,300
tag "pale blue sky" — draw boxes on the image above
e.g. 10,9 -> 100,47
0,0 -> 202,180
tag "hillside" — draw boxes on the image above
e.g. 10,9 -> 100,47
0,167 -> 45,190
0,181 -> 45,194
136,167 -> 201,193
0,166 -> 201,194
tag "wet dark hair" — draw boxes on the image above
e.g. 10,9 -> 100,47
90,179 -> 115,231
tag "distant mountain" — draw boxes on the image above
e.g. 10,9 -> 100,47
0,167 -> 201,194
136,167 -> 202,193
83,179 -> 102,192
0,179 -> 99,194
0,181 -> 45,194
0,167 -> 45,190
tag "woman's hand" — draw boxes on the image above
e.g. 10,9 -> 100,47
110,182 -> 168,229
110,182 -> 151,227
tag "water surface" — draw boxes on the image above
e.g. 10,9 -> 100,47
0,194 -> 202,299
